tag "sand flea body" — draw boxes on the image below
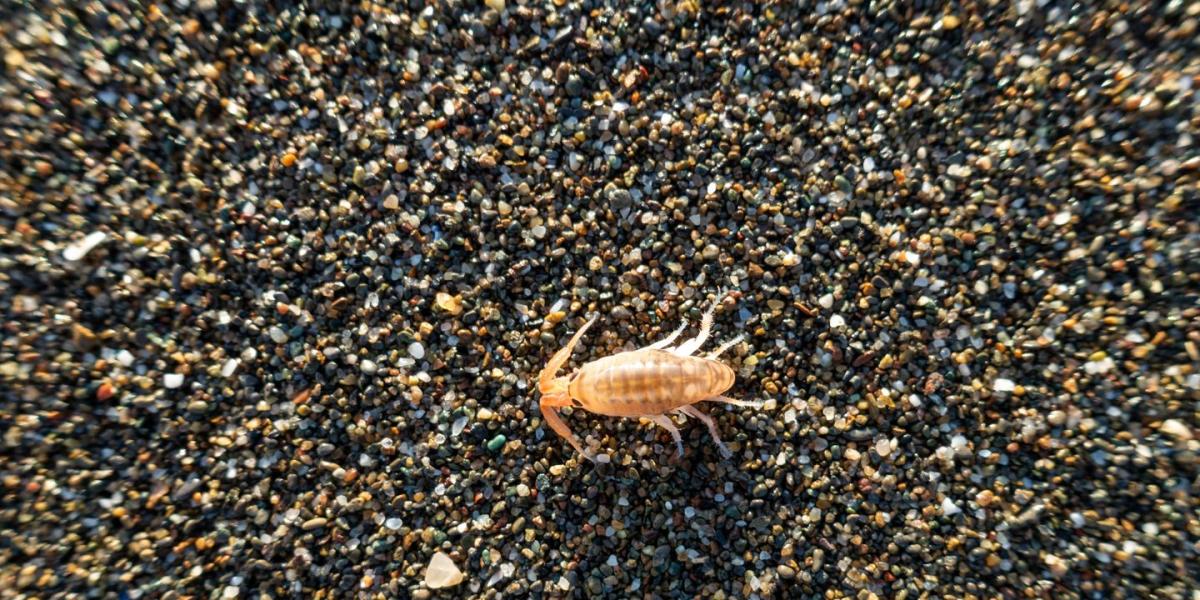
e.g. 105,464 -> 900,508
537,291 -> 761,461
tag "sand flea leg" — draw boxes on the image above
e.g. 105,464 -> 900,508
677,405 -> 732,458
672,289 -> 729,356
705,334 -> 744,360
541,405 -> 592,460
649,415 -> 684,457
708,395 -> 765,409
642,321 -> 687,350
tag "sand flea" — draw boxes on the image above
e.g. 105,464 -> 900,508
537,290 -> 762,461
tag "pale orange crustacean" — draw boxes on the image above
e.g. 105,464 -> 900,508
537,290 -> 762,461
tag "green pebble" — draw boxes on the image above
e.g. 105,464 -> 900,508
486,434 -> 507,452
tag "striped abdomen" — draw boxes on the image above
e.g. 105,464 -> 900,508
568,349 -> 735,417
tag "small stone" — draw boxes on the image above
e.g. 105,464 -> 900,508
425,552 -> 464,589
976,490 -> 996,507
4,48 -> 25,69
360,359 -> 378,376
269,326 -> 288,344
874,438 -> 892,457
96,382 -> 116,401
436,292 -> 464,315
829,314 -> 845,329
62,231 -> 108,261
941,14 -> 961,30
487,434 -> 506,452
941,497 -> 961,516
301,517 -> 327,530
1044,553 -> 1068,577
385,517 -> 403,530
993,378 -> 1015,392
163,373 -> 184,389
1047,410 -> 1066,426
818,293 -> 834,309
408,342 -> 425,359
1160,419 -> 1192,441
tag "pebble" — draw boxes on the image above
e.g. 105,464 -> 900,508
425,552 -> 464,589
302,518 -> 328,531
941,498 -> 962,516
61,231 -> 107,261
1160,419 -> 1192,441
163,374 -> 184,389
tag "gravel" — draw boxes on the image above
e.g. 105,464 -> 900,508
1,1 -> 1198,598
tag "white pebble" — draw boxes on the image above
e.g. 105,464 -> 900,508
1160,419 -> 1193,441
360,359 -> 377,375
62,231 -> 108,261
863,157 -> 875,173
941,497 -> 961,516
451,416 -> 467,437
409,342 -> 425,360
993,378 -> 1015,392
221,358 -> 240,378
875,438 -> 892,457
163,373 -> 184,389
1085,357 -> 1114,374
424,552 -> 464,589
269,326 -> 288,344
818,293 -> 834,309
829,314 -> 846,329
385,517 -> 403,530
116,349 -> 135,367
951,434 -> 968,452
222,586 -> 239,599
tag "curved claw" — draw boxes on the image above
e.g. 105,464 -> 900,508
539,315 -> 597,391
